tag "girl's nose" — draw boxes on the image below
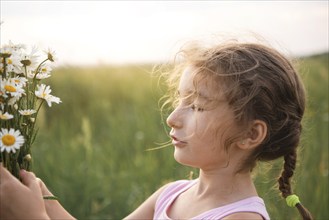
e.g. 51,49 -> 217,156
166,108 -> 183,129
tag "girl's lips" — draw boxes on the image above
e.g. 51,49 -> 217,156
170,135 -> 187,147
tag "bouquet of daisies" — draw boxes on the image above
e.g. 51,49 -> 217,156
0,41 -> 61,179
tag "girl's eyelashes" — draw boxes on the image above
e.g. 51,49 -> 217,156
191,104 -> 204,112
176,97 -> 205,112
175,93 -> 206,112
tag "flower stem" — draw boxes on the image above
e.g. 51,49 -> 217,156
1,57 -> 7,79
34,58 -> 48,80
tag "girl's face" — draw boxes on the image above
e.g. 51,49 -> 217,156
167,68 -> 239,171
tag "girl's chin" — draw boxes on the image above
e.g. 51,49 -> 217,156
173,150 -> 197,168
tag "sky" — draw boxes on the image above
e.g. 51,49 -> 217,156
0,1 -> 328,66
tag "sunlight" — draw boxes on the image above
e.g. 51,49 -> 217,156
1,1 -> 328,65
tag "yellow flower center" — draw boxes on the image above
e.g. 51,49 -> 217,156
41,68 -> 47,72
2,134 -> 16,146
7,59 -> 13,65
4,85 -> 17,92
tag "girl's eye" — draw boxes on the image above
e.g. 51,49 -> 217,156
191,104 -> 204,112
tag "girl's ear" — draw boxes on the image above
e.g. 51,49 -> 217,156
237,120 -> 267,150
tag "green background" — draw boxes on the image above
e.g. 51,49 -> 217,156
31,53 -> 328,219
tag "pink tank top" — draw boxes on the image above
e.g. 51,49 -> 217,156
154,179 -> 270,220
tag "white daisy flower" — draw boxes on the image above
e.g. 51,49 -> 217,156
5,54 -> 23,73
0,41 -> 26,53
35,84 -> 61,107
36,72 -> 51,80
27,71 -> 51,80
27,63 -> 52,80
0,78 -> 25,98
44,48 -> 57,62
7,96 -> 20,106
19,109 -> 37,116
0,46 -> 12,55
11,76 -> 28,87
19,45 -> 39,71
39,64 -> 52,74
0,42 -> 26,73
0,128 -> 25,153
0,111 -> 14,120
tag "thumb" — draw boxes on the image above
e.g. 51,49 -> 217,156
20,170 -> 42,193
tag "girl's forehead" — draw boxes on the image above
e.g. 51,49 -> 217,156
178,67 -> 218,99
178,67 -> 194,91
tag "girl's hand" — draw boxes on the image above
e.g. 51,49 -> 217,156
36,177 -> 76,219
0,163 -> 49,219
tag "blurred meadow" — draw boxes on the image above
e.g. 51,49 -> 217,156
31,53 -> 328,219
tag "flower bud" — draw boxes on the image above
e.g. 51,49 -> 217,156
47,52 -> 55,62
21,59 -> 31,66
0,52 -> 11,58
30,117 -> 35,123
24,154 -> 32,162
14,104 -> 18,110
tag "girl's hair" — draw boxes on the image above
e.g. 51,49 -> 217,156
164,40 -> 313,220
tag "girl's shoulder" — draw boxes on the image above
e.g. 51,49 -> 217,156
155,180 -> 270,220
153,179 -> 197,219
159,179 -> 198,196
167,178 -> 198,187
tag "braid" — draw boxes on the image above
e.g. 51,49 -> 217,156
278,149 -> 313,220
278,150 -> 296,197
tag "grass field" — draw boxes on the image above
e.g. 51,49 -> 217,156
31,53 -> 328,219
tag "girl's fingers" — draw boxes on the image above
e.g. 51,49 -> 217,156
0,163 -> 15,183
19,170 -> 41,193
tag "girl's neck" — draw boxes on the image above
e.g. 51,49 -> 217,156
194,169 -> 258,201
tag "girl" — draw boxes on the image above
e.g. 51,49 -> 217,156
0,41 -> 313,219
